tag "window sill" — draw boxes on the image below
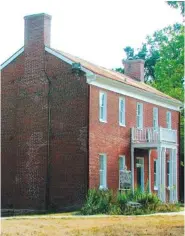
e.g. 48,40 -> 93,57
119,123 -> 126,127
99,186 -> 108,190
99,119 -> 107,123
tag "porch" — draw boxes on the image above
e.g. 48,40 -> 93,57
131,127 -> 178,203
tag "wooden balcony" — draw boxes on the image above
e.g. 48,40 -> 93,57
131,127 -> 177,148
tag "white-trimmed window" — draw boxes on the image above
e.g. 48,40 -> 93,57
119,155 -> 126,170
167,160 -> 170,188
153,107 -> 158,130
166,111 -> 172,129
136,103 -> 143,129
99,92 -> 107,122
119,97 -> 126,126
99,154 -> 107,189
154,160 -> 158,190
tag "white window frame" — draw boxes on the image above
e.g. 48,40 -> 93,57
99,91 -> 107,123
153,107 -> 158,130
166,111 -> 172,129
136,102 -> 143,129
119,97 -> 126,126
99,153 -> 107,189
154,159 -> 158,190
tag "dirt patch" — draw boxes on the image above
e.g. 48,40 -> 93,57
1,215 -> 184,236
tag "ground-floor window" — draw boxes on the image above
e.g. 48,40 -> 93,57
167,160 -> 170,187
99,154 -> 107,189
119,155 -> 125,170
154,159 -> 158,190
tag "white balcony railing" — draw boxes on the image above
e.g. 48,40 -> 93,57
131,127 -> 177,144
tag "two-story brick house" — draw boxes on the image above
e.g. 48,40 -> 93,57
1,13 -> 182,211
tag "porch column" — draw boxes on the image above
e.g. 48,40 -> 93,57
173,148 -> 178,202
161,147 -> 166,202
157,147 -> 162,200
148,149 -> 151,193
131,146 -> 134,193
169,148 -> 173,202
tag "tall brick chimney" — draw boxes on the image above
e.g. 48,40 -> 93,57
122,59 -> 145,82
15,13 -> 52,209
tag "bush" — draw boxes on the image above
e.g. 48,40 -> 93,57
80,188 -> 180,215
80,189 -> 114,215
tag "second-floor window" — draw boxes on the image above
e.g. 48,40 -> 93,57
136,103 -> 143,129
153,107 -> 158,130
119,97 -> 125,126
99,92 -> 107,122
166,111 -> 172,129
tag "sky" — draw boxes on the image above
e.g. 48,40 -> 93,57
0,0 -> 182,69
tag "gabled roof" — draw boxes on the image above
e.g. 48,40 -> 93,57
1,46 -> 182,108
46,47 -> 181,105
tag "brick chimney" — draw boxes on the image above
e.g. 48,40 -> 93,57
15,13 -> 52,209
24,13 -> 52,77
122,59 -> 145,82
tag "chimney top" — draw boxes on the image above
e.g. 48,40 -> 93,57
122,59 -> 145,82
24,13 -> 52,20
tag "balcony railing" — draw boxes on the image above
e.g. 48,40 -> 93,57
131,127 -> 177,144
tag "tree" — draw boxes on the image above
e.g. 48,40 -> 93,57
167,1 -> 185,18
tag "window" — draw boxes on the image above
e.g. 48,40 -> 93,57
167,161 -> 170,187
153,107 -> 158,130
154,160 -> 158,190
99,92 -> 107,122
166,111 -> 172,129
119,155 -> 126,170
119,97 -> 126,126
136,103 -> 143,129
99,154 -> 107,189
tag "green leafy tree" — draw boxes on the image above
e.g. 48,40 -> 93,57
167,1 -> 185,18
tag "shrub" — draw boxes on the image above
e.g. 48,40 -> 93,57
80,189 -> 114,215
156,203 -> 181,212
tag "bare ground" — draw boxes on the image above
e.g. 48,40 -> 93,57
1,215 -> 184,236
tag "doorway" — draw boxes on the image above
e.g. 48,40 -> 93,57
136,157 -> 144,191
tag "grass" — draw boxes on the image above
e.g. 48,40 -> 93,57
1,215 -> 184,235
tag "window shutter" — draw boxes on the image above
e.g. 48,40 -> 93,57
166,111 -> 172,129
119,98 -> 125,126
137,103 -> 143,128
99,92 -> 107,122
99,154 -> 107,189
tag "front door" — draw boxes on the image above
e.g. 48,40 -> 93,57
136,157 -> 144,191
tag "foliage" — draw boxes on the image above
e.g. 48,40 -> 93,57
80,188 -> 180,215
113,67 -> 124,74
167,1 -> 185,17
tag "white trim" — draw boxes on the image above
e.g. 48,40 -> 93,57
88,77 -> 181,111
0,47 -> 24,70
45,46 -> 94,77
119,97 -> 126,126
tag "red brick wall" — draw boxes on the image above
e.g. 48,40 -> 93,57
89,85 -> 180,199
45,52 -> 89,210
2,54 -> 24,208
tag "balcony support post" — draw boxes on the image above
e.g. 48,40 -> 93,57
131,146 -> 134,193
148,149 -> 151,193
161,147 -> 166,202
157,146 -> 162,200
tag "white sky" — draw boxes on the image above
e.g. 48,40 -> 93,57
0,0 -> 182,69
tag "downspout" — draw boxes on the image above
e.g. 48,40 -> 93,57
44,54 -> 52,211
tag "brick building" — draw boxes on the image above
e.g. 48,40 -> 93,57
1,13 -> 182,211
